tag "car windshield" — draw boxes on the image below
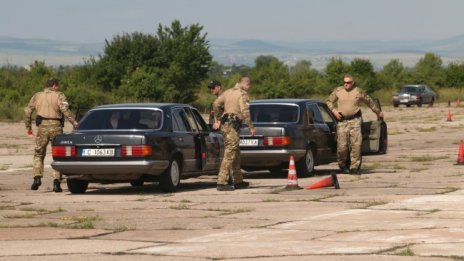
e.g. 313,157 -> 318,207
400,86 -> 422,93
78,109 -> 162,130
250,104 -> 299,123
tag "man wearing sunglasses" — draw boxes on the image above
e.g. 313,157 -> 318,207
326,74 -> 384,174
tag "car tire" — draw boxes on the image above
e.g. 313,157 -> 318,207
417,98 -> 423,107
296,148 -> 315,177
66,179 -> 88,194
160,158 -> 181,192
429,98 -> 435,107
393,104 -> 399,108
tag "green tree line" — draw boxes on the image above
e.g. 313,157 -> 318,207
1,20 -> 464,121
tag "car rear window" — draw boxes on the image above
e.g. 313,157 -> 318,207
78,109 -> 162,130
401,86 -> 421,93
250,104 -> 299,123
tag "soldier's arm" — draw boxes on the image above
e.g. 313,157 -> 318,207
239,92 -> 255,130
58,93 -> 78,128
24,94 -> 37,130
359,89 -> 381,114
326,89 -> 338,111
212,94 -> 225,120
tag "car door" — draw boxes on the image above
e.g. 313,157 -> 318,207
361,98 -> 387,154
171,107 -> 197,172
305,103 -> 337,163
189,108 -> 222,171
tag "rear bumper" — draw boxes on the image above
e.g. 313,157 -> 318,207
51,160 -> 170,176
240,149 -> 306,167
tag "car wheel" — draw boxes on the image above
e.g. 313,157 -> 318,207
130,179 -> 144,187
429,98 -> 435,107
296,148 -> 315,177
66,179 -> 88,194
417,98 -> 423,107
160,158 -> 181,192
393,104 -> 399,108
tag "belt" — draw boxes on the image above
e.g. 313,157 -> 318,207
340,110 -> 361,121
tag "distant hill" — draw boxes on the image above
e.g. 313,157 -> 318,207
1,35 -> 464,69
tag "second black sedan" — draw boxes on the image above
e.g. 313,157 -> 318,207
51,103 -> 223,193
239,99 -> 387,176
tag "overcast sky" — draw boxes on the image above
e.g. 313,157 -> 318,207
1,0 -> 463,43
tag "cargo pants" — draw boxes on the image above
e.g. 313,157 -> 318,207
217,123 -> 243,185
337,117 -> 362,170
33,120 -> 63,179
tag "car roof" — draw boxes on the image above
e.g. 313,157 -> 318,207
91,103 -> 190,110
251,98 -> 322,104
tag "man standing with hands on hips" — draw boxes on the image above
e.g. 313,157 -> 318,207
213,77 -> 256,191
24,78 -> 79,192
326,75 -> 384,175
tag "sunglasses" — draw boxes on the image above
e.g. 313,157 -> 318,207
344,81 -> 353,84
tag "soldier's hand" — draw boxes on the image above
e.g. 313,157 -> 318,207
250,127 -> 256,136
377,111 -> 384,120
332,109 -> 342,120
27,128 -> 33,138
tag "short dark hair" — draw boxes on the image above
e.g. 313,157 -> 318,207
46,78 -> 59,87
208,80 -> 221,90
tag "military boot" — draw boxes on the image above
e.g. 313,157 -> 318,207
53,179 -> 63,193
31,176 -> 42,190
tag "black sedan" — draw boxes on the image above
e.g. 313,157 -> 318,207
51,103 -> 223,193
239,99 -> 387,176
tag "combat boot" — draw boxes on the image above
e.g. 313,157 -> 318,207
217,184 -> 235,191
53,179 -> 63,193
234,181 -> 250,189
31,176 -> 42,190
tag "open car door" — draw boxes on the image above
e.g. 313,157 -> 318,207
361,98 -> 388,155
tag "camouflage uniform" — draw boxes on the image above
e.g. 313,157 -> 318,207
213,83 -> 254,187
326,86 -> 380,171
25,85 -> 78,190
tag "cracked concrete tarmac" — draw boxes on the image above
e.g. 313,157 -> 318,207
0,103 -> 463,260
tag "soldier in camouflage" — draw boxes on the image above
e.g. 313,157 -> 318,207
207,80 -> 224,126
24,78 -> 78,192
213,77 -> 256,191
326,75 -> 384,174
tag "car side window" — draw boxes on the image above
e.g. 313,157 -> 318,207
317,104 -> 335,124
184,109 -> 199,132
172,108 -> 191,132
191,109 -> 208,132
307,104 -> 324,124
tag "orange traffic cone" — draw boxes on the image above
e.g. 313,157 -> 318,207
447,110 -> 452,121
306,172 -> 340,190
285,154 -> 301,190
457,140 -> 464,165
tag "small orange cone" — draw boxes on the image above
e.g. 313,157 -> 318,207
285,154 -> 302,190
457,140 -> 464,165
306,172 -> 340,190
447,110 -> 452,121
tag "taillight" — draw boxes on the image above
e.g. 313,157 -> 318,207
263,136 -> 290,146
121,145 -> 152,156
52,146 -> 76,157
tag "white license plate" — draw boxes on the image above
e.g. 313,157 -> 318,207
240,139 -> 258,147
82,148 -> 115,157
400,99 -> 408,103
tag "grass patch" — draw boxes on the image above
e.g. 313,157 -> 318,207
220,208 -> 254,215
62,215 -> 100,229
410,155 -> 448,162
170,203 -> 190,210
262,198 -> 281,202
416,127 -> 437,132
397,244 -> 415,256
360,200 -> 388,208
